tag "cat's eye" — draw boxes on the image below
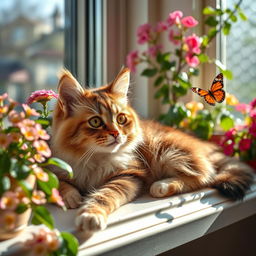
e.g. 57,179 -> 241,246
116,113 -> 127,125
88,116 -> 103,128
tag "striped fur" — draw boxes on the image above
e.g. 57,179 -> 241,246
51,68 -> 254,233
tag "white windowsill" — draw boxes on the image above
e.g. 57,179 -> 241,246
1,177 -> 256,256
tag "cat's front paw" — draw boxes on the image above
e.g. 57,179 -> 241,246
150,181 -> 170,197
62,189 -> 83,209
75,211 -> 107,232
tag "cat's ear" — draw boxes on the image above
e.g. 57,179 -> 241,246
57,69 -> 84,117
109,68 -> 130,98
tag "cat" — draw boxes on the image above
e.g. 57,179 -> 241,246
51,68 -> 254,233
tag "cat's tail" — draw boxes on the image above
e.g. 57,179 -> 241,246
211,152 -> 254,200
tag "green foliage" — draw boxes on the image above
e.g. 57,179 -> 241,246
37,171 -> 59,196
58,232 -> 79,256
141,68 -> 158,77
31,206 -> 54,229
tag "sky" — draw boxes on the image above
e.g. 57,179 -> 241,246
0,0 -> 64,24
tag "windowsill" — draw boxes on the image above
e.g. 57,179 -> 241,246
1,177 -> 256,256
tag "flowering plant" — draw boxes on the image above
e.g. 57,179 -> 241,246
127,1 -> 247,128
0,92 -> 78,255
221,98 -> 256,167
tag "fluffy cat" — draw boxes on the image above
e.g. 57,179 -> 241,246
51,68 -> 253,233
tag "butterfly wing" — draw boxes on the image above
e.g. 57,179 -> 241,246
191,87 -> 216,106
191,87 -> 209,97
212,89 -> 225,103
210,73 -> 224,92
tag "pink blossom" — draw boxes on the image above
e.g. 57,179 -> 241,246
168,30 -> 180,45
249,98 -> 256,108
155,21 -> 168,32
26,90 -> 58,105
184,34 -> 201,54
126,50 -> 139,73
225,128 -> 236,139
22,104 -> 40,117
167,10 -> 183,25
185,54 -> 200,67
239,138 -> 252,151
33,140 -> 51,158
222,140 -> 235,156
8,110 -> 25,124
50,188 -> 65,207
0,191 -> 19,210
137,23 -> 152,44
147,45 -> 162,57
31,190 -> 47,205
249,122 -> 256,137
235,103 -> 251,114
181,16 -> 198,28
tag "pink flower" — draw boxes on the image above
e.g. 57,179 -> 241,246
250,98 -> 256,108
50,188 -> 65,207
184,34 -> 201,54
239,138 -> 252,151
137,23 -> 152,44
235,103 -> 251,114
181,16 -> 198,28
155,21 -> 168,32
33,166 -> 49,182
222,140 -> 235,156
26,90 -> 58,105
185,54 -> 200,67
20,126 -> 39,141
225,128 -> 236,139
0,191 -> 19,210
33,140 -> 51,158
1,211 -> 17,231
22,104 -> 40,117
168,30 -> 181,45
167,10 -> 183,25
249,122 -> 256,137
31,190 -> 47,205
8,110 -> 25,124
0,134 -> 11,149
126,50 -> 139,73
147,45 -> 162,57
250,109 -> 256,121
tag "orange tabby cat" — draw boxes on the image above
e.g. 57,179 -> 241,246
51,68 -> 253,232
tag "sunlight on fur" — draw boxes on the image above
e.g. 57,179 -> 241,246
50,68 -> 253,233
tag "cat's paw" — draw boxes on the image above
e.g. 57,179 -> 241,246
62,189 -> 82,209
150,181 -> 170,198
75,212 -> 107,232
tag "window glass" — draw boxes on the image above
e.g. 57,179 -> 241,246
0,0 -> 64,103
226,0 -> 256,103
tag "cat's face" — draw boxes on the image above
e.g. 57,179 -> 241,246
52,68 -> 142,157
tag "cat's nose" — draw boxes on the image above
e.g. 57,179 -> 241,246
109,130 -> 119,139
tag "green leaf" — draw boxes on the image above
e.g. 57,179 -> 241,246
0,153 -> 11,175
60,232 -> 79,256
205,16 -> 219,27
208,28 -> 218,38
173,83 -> 188,97
154,76 -> 164,87
238,10 -> 247,21
154,84 -> 169,99
222,69 -> 233,80
202,35 -> 209,47
35,119 -> 50,126
203,6 -> 217,15
220,114 -> 234,131
31,206 -> 54,229
198,53 -> 209,63
11,164 -> 31,179
189,68 -> 200,76
157,52 -> 171,63
44,157 -> 73,178
37,171 -> 59,196
223,21 -> 231,35
164,104 -> 188,127
16,203 -> 28,214
230,14 -> 237,22
161,61 -> 176,71
18,180 -> 33,197
141,68 -> 157,77
0,176 -> 10,196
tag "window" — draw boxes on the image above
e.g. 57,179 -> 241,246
226,0 -> 256,103
0,0 -> 64,103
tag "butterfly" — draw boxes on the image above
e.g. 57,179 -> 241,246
191,73 -> 225,106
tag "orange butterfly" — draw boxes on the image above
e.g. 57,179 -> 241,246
191,73 -> 225,106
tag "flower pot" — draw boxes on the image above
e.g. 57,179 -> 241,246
0,175 -> 35,241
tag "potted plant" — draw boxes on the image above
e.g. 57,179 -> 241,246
0,91 -> 78,255
126,1 -> 247,138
